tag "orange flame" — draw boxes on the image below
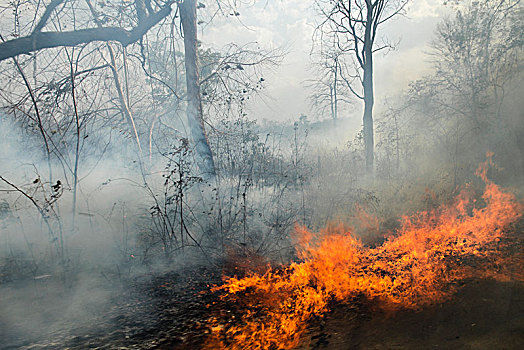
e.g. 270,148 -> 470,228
206,154 -> 523,349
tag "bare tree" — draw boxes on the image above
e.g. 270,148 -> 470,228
179,0 -> 216,179
307,46 -> 353,121
0,0 -> 279,180
405,0 -> 523,183
428,0 -> 522,129
315,0 -> 408,173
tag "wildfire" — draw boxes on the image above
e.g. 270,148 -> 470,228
206,154 -> 523,349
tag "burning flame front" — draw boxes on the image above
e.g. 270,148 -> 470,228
206,155 -> 523,349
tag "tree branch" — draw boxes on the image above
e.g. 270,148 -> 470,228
0,2 -> 173,62
32,0 -> 67,34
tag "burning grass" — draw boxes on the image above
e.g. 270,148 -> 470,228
205,154 -> 523,349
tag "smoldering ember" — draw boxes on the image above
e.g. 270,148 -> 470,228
0,1 -> 523,349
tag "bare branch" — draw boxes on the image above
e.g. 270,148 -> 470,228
32,0 -> 67,34
0,1 -> 174,62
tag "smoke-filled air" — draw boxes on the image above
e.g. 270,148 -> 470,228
0,1 -> 523,349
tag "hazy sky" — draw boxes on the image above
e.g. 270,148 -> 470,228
203,0 -> 453,126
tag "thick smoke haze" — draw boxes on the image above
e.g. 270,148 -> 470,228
0,0 -> 522,348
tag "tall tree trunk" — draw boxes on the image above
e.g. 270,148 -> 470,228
333,59 -> 338,122
362,28 -> 374,174
362,61 -> 374,174
330,85 -> 335,120
180,0 -> 216,179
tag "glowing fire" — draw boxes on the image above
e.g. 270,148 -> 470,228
206,154 -> 523,349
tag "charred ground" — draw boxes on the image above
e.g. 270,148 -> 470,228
3,223 -> 523,350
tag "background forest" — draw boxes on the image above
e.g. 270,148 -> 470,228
0,0 -> 523,347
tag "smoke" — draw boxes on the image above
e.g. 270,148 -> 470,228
0,115 -> 173,347
0,1 -> 523,348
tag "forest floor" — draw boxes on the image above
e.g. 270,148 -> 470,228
301,279 -> 524,350
2,264 -> 523,350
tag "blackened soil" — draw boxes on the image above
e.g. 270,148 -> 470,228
2,270 -> 523,349
302,280 -> 524,350
1,266 -> 224,349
